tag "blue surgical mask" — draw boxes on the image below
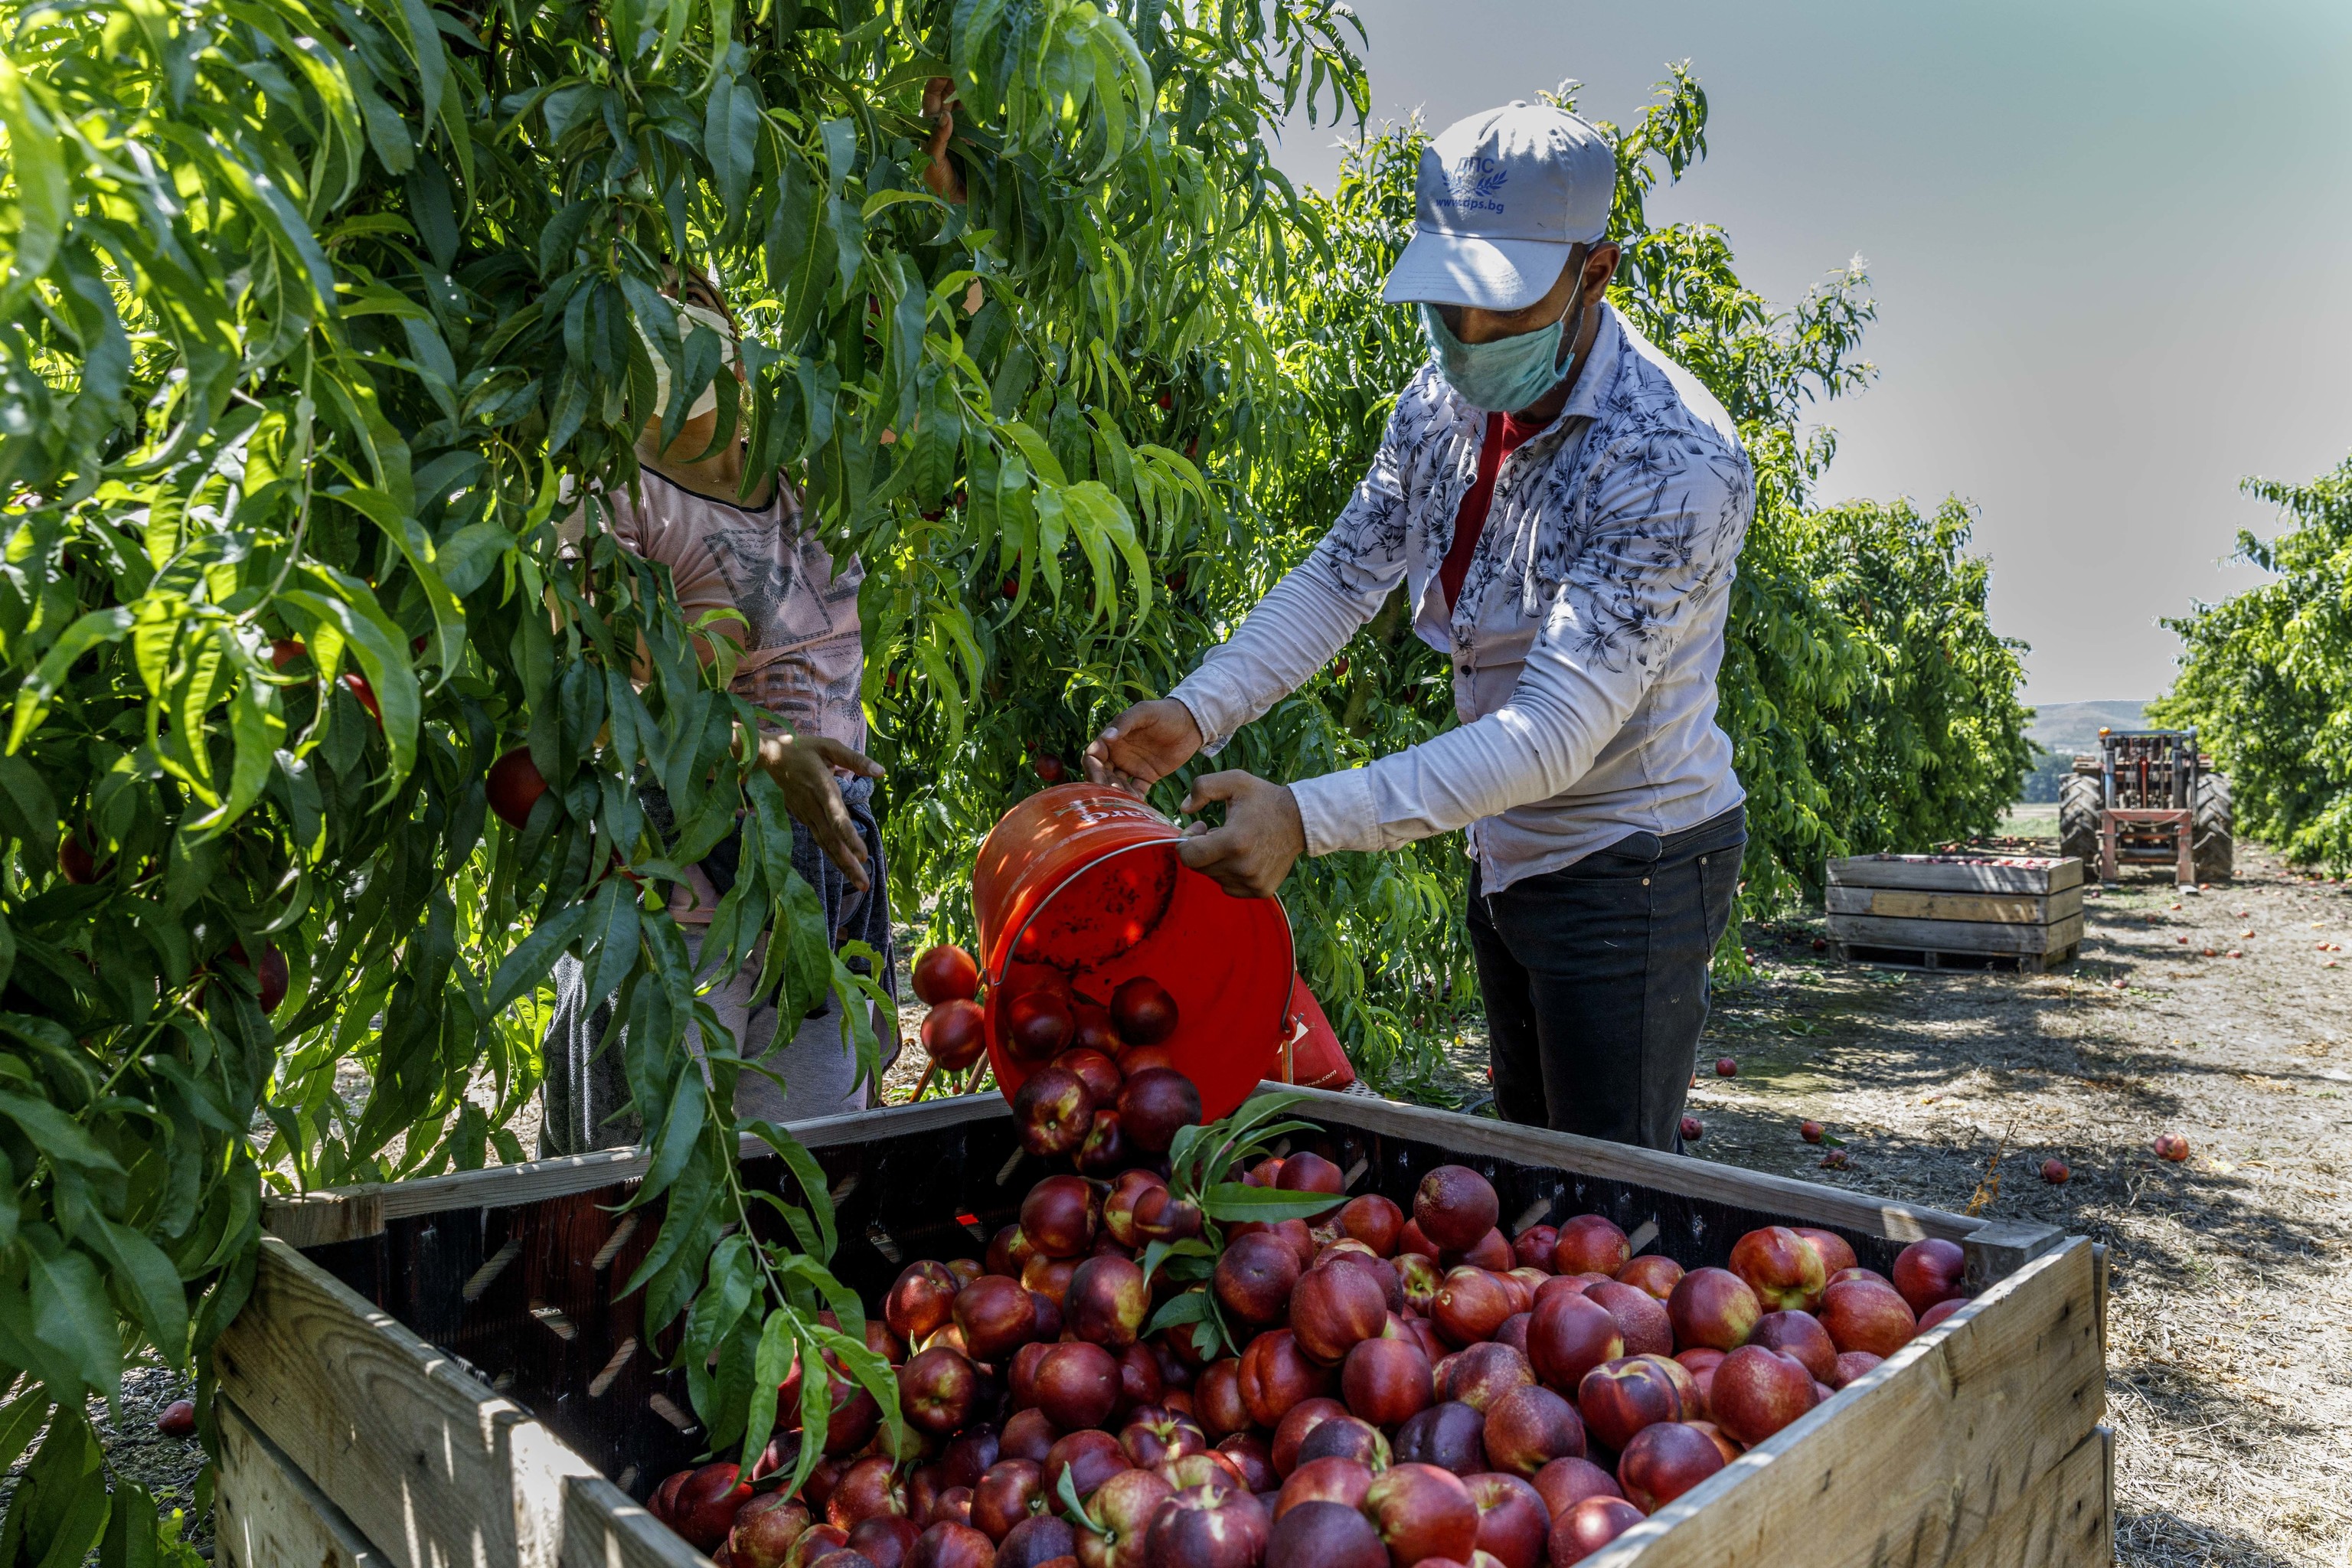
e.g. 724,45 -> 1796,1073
1419,298 -> 1576,413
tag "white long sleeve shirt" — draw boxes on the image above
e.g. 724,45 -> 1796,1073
1169,306 -> 1753,894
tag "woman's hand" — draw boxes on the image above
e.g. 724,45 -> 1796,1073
1083,698 -> 1204,795
753,730 -> 883,891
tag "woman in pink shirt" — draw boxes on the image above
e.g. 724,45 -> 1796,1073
539,270 -> 895,1154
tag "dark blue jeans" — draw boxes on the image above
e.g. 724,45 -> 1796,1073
1467,805 -> 1745,1150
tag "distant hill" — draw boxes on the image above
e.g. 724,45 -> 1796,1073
2029,700 -> 2150,754
2019,700 -> 2150,802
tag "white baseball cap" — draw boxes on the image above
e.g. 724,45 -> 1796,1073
1380,102 -> 1615,312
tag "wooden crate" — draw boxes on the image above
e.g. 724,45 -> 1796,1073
220,1089 -> 2112,1568
1827,854 -> 2087,972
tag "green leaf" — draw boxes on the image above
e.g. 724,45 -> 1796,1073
0,1093 -> 122,1176
580,877 -> 642,1009
97,1477 -> 158,1568
1198,1182 -> 1341,1223
87,1220 -> 189,1369
0,1410 -> 108,1568
638,1059 -> 707,1202
26,1243 -> 120,1401
705,74 -> 763,220
743,1122 -> 837,1263
861,188 -> 942,222
0,1387 -> 52,1489
485,900 -> 596,1012
0,61 -> 67,281
740,1307 -> 797,1472
0,755 -> 60,867
279,572 -> 422,783
8,609 -> 133,752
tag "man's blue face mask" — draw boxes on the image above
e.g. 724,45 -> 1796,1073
1417,285 -> 1581,415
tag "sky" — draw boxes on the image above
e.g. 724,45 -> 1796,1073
1269,0 -> 2352,705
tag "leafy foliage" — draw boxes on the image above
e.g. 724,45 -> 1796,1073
2152,453 -> 2352,869
0,0 -> 1362,1546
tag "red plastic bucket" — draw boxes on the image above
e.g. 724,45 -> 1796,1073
972,783 -> 1295,1121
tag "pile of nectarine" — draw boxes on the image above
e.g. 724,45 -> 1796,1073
646,1039 -> 1979,1566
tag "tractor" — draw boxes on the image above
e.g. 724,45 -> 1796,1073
2059,729 -> 2232,884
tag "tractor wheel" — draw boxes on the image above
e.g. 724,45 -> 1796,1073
2059,773 -> 2102,872
2194,773 -> 2234,882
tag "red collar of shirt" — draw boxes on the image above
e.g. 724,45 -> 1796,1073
1439,410 -> 1546,612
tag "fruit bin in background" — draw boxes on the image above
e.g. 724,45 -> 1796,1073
220,1089 -> 2112,1568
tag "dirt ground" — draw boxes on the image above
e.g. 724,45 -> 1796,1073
1673,843 -> 2352,1568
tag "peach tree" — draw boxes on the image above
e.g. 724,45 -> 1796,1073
2152,452 -> 2352,869
0,0 -> 1363,1550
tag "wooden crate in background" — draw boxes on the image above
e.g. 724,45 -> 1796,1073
1827,854 -> 2086,972
217,1089 -> 2112,1568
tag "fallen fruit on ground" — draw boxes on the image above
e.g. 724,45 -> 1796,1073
2154,1132 -> 2191,1161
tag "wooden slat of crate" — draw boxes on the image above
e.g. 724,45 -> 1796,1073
216,1398 -> 394,1568
1278,1086 -> 1984,1246
1948,1422 -> 2112,1568
265,1094 -> 1001,1246
1826,884 -> 2084,924
1834,941 -> 2079,975
1828,855 -> 2083,895
1585,1239 -> 2103,1568
215,1236 -> 704,1568
266,1085 -> 1984,1250
1826,910 -> 2085,956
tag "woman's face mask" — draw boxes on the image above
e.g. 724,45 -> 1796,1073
642,299 -> 740,424
1418,289 -> 1581,414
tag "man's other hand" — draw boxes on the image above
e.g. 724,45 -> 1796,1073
1176,771 -> 1306,899
1083,698 -> 1204,795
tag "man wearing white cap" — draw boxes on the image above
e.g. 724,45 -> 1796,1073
1083,102 -> 1753,1150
